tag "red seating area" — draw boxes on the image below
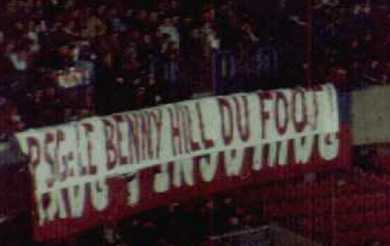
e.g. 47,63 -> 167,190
260,171 -> 390,245
2,170 -> 387,245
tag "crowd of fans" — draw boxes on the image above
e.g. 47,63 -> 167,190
0,0 -> 264,137
0,0 -> 387,136
0,1 -> 388,245
312,0 -> 390,89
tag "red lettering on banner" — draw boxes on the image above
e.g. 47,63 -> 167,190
140,113 -> 153,160
168,107 -> 183,156
183,105 -> 200,152
17,84 -> 345,242
292,89 -> 308,133
27,137 -> 41,171
258,92 -> 272,139
196,102 -> 214,149
44,133 -> 55,163
125,114 -> 140,164
198,153 -> 219,182
44,133 -> 56,186
66,183 -> 86,220
39,190 -> 68,224
38,179 -> 110,227
113,115 -> 129,166
56,130 -> 71,181
81,123 -> 97,176
312,91 -> 320,130
319,133 -> 340,161
153,163 -> 170,193
103,119 -> 117,171
233,96 -> 250,142
224,149 -> 245,177
275,92 -> 289,135
179,107 -> 191,154
173,159 -> 194,188
168,108 -> 183,156
75,125 -> 82,175
294,136 -> 314,164
151,109 -> 163,159
218,98 -> 234,145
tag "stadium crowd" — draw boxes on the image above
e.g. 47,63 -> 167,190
0,1 -> 387,245
0,0 -> 265,136
0,0 -> 387,137
312,0 -> 390,89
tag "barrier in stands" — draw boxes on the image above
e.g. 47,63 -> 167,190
208,226 -> 274,246
15,84 -> 350,241
208,224 -> 320,246
212,44 -> 280,95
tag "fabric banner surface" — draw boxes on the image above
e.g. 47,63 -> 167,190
352,85 -> 390,145
16,84 -> 348,241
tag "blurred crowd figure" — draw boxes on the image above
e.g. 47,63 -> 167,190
312,0 -> 390,90
0,0 -> 387,136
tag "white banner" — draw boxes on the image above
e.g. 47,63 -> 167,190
17,84 -> 339,195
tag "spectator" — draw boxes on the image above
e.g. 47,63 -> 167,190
0,0 -> 385,133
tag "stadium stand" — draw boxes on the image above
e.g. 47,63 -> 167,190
0,0 -> 386,133
0,0 -> 388,246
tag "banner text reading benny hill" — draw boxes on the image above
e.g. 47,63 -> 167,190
16,84 -> 347,241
